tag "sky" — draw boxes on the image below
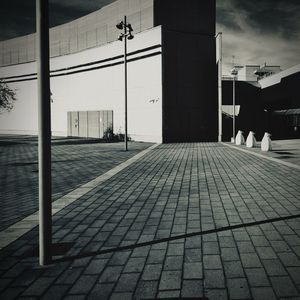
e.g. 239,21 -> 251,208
1,0 -> 300,74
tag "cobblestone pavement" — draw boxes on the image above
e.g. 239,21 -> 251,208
0,136 -> 152,231
227,139 -> 300,166
0,142 -> 300,299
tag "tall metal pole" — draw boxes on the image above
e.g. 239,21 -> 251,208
217,33 -> 222,142
124,16 -> 128,151
36,0 -> 52,265
232,75 -> 236,143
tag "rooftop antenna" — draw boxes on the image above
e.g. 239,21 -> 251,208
232,55 -> 235,68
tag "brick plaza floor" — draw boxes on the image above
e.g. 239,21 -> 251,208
0,136 -> 152,230
0,138 -> 300,299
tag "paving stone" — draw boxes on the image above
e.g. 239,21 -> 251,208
245,268 -> 270,287
84,259 -> 107,275
270,240 -> 291,252
22,277 -> 55,296
185,236 -> 202,248
41,285 -> 69,300
88,283 -> 114,300
278,252 -> 300,267
183,262 -> 203,279
203,255 -> 222,269
205,289 -> 228,300
123,257 -> 146,273
185,248 -> 202,262
10,268 -> 44,287
64,296 -> 85,300
142,264 -> 162,281
251,287 -> 277,300
167,243 -> 184,256
159,270 -> 181,290
270,276 -> 299,298
108,251 -> 131,266
114,273 -> 140,292
256,247 -> 277,259
0,278 -> 12,292
157,290 -> 180,298
69,275 -> 97,294
110,292 -> 133,300
1,287 -> 25,300
224,261 -> 244,278
221,247 -> 240,261
181,279 -> 203,298
134,280 -> 158,299
204,269 -> 225,289
203,241 -> 220,255
262,259 -> 288,276
99,266 -> 123,283
147,250 -> 166,264
56,268 -> 83,284
218,236 -> 236,248
240,253 -> 262,268
287,267 -> 300,284
237,241 -> 256,253
164,256 -> 183,271
227,278 -> 251,300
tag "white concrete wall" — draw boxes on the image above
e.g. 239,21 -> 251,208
0,0 -> 154,67
237,66 -> 259,82
259,64 -> 300,89
0,26 -> 163,143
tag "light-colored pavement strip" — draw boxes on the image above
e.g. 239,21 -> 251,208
222,142 -> 300,171
0,143 -> 160,250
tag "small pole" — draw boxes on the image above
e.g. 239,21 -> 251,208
124,16 -> 128,151
36,0 -> 52,265
233,75 -> 236,142
217,32 -> 222,142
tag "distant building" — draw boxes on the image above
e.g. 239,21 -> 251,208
222,64 -> 300,140
230,64 -> 282,82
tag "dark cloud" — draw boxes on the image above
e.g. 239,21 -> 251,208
48,0 -> 114,27
217,0 -> 300,39
216,0 -> 300,73
0,0 -> 35,40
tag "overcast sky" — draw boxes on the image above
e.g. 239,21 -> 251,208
1,0 -> 299,74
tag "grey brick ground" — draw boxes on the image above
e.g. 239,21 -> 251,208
0,137 -> 152,231
0,141 -> 300,299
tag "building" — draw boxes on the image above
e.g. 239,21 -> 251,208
0,0 -> 217,143
222,64 -> 300,141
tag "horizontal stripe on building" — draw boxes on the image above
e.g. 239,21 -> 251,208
1,44 -> 162,83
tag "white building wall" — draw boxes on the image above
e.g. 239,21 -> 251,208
0,27 -> 163,143
237,66 -> 259,82
259,64 -> 300,89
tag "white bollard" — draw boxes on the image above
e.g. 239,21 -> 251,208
261,132 -> 272,151
235,130 -> 245,145
246,131 -> 257,148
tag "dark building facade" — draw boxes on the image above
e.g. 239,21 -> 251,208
222,70 -> 300,141
155,0 -> 217,142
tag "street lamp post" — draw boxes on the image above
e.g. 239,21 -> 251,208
231,69 -> 238,143
116,16 -> 134,151
216,32 -> 222,142
36,0 -> 52,266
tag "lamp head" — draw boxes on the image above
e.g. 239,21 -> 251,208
118,34 -> 123,41
116,21 -> 124,30
127,32 -> 134,40
127,23 -> 133,32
